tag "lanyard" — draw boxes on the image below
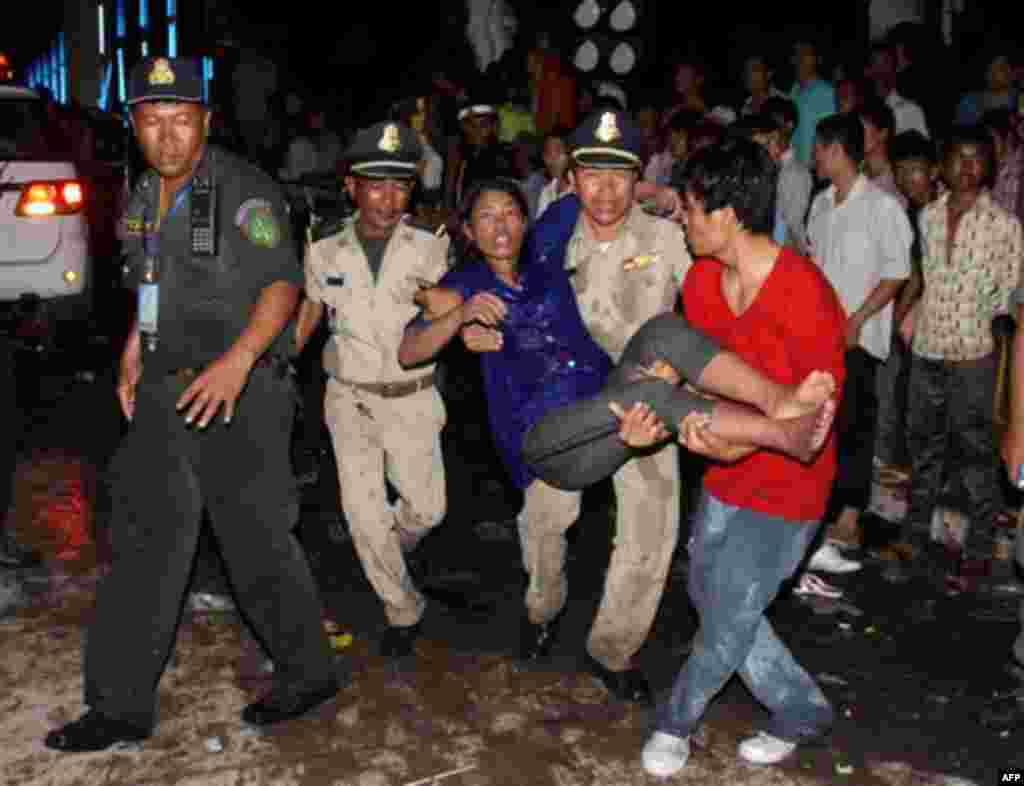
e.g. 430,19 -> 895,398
167,183 -> 192,219
146,181 -> 192,235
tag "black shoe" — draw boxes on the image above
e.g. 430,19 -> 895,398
379,623 -> 420,658
584,654 -> 652,704
520,611 -> 563,662
241,677 -> 341,726
0,531 -> 42,569
44,710 -> 150,752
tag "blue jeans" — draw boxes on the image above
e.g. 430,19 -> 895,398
656,492 -> 833,742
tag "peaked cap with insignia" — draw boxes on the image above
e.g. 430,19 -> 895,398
128,56 -> 205,106
345,121 -> 422,178
570,108 -> 643,169
456,96 -> 500,122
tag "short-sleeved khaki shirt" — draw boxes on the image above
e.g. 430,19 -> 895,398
565,207 -> 693,362
305,219 -> 450,382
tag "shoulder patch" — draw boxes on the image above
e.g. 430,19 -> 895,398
236,198 -> 280,248
119,216 -> 148,237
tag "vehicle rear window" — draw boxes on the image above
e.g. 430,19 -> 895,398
0,97 -> 72,160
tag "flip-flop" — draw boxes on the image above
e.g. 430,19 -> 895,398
876,467 -> 910,486
794,573 -> 844,599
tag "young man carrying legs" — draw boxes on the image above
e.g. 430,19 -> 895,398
620,138 -> 847,776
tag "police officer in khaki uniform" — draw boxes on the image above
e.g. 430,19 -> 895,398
530,110 -> 692,702
46,57 -> 338,753
295,122 -> 449,658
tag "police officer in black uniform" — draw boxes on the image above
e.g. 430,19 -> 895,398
45,57 -> 340,753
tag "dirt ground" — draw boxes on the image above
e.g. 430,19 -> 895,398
1,370 -> 1019,786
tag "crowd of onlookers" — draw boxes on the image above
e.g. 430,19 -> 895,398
255,24 -> 1024,598
282,26 -> 1018,594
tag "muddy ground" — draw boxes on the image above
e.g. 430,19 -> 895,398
0,360 -> 1019,786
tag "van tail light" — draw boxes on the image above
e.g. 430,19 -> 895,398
15,180 -> 85,217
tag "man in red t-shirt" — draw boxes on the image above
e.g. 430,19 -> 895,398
629,138 -> 847,777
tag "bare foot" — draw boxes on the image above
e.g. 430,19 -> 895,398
777,400 -> 835,462
810,398 -> 837,453
773,370 -> 836,420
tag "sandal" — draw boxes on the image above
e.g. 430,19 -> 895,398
794,573 -> 844,599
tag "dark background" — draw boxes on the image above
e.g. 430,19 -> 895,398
1,1 -> 1019,125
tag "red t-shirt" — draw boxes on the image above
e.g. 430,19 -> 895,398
682,248 -> 847,523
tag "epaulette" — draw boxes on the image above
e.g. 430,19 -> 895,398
310,214 -> 352,244
132,170 -> 158,197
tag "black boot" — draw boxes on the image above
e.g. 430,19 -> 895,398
44,710 -> 150,752
519,610 -> 563,662
242,676 -> 342,726
583,654 -> 653,704
379,622 -> 421,658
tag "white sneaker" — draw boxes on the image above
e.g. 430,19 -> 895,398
642,731 -> 690,777
738,732 -> 797,764
807,543 -> 861,574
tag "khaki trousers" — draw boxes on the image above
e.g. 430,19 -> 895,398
521,444 -> 680,671
324,379 -> 446,626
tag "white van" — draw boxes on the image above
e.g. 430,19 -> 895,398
0,85 -> 93,349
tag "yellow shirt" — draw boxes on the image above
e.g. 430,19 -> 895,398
305,220 -> 450,382
566,207 -> 693,362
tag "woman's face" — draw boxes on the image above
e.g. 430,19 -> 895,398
465,189 -> 526,265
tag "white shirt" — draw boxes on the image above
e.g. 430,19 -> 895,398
806,175 -> 913,361
886,91 -> 929,138
776,148 -> 813,253
420,139 -> 444,191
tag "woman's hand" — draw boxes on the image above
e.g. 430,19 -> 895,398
609,401 -> 670,448
461,291 -> 507,327
461,324 -> 503,352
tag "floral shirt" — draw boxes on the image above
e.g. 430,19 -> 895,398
992,146 -> 1024,227
913,191 -> 1023,361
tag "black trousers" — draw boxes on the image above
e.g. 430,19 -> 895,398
83,366 -> 334,729
902,351 -> 1003,557
523,313 -> 720,491
824,347 -> 879,522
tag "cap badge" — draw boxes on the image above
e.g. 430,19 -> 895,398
378,124 -> 402,153
148,58 -> 176,86
595,112 -> 621,144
